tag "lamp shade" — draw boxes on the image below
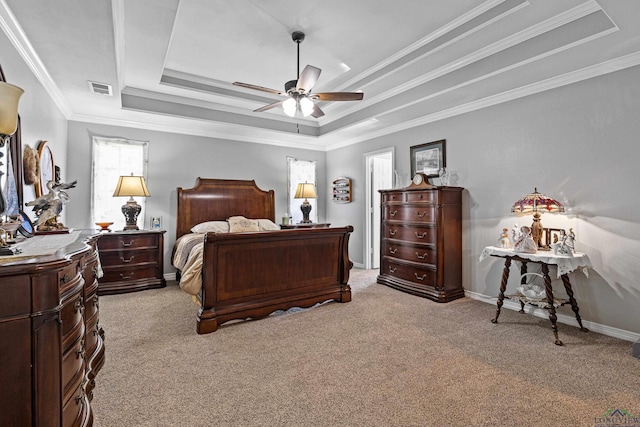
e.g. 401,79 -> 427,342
294,183 -> 317,199
511,188 -> 564,215
0,82 -> 24,136
113,174 -> 150,197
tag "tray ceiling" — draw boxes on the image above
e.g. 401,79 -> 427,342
2,0 -> 640,150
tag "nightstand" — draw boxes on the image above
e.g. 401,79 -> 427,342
280,223 -> 331,229
97,229 -> 166,295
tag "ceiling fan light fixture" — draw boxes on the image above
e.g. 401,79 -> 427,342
299,97 -> 314,117
283,97 -> 297,117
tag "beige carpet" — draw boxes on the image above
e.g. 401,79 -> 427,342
92,269 -> 639,427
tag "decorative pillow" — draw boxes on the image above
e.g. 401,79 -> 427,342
228,216 -> 259,232
190,221 -> 229,234
257,219 -> 280,231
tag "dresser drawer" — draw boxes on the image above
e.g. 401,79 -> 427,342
99,234 -> 159,250
383,242 -> 437,265
62,333 -> 85,398
99,249 -> 158,266
60,291 -> 84,341
405,190 -> 437,203
62,382 -> 87,427
381,191 -> 404,203
385,205 -> 436,223
382,258 -> 436,286
101,265 -> 159,283
58,264 -> 81,294
84,311 -> 100,356
383,224 -> 436,244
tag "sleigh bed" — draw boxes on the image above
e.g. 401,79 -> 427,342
174,178 -> 353,334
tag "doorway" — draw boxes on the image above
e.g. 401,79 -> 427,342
364,149 -> 394,269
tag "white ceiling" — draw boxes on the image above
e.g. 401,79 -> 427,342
2,0 -> 640,151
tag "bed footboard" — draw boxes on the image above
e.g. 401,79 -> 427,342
197,226 -> 353,334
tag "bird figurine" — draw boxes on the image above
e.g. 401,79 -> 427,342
25,180 -> 77,231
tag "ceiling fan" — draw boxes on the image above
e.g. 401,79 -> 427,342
233,31 -> 364,118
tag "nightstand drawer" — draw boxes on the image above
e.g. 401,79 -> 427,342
99,250 -> 159,266
101,265 -> 159,283
98,234 -> 159,250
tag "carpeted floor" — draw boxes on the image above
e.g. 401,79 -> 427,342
92,269 -> 639,426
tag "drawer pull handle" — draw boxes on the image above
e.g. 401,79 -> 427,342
76,394 -> 83,404
416,252 -> 427,260
415,231 -> 428,239
417,211 -> 428,218
120,272 -> 135,280
389,229 -> 397,236
419,194 -> 423,199
121,240 -> 135,247
389,248 -> 397,255
92,267 -> 99,278
77,349 -> 85,359
120,255 -> 135,263
60,274 -> 69,284
93,294 -> 99,307
389,266 -> 397,273
389,210 -> 398,217
415,273 -> 427,280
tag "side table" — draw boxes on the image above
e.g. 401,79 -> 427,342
479,246 -> 591,345
97,229 -> 166,295
280,223 -> 331,229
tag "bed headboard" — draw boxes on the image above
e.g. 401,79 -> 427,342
176,178 -> 276,239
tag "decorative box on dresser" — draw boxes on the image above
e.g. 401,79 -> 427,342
377,174 -> 464,302
0,230 -> 105,426
97,229 -> 166,295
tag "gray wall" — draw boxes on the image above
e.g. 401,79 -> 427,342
1,33 -> 68,211
327,65 -> 640,334
65,122 -> 327,267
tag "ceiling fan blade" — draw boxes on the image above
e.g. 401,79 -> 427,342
312,92 -> 364,101
310,104 -> 325,118
233,82 -> 285,96
254,100 -> 285,113
296,65 -> 321,93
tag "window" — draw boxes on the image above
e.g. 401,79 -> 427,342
91,137 -> 149,230
287,156 -> 317,224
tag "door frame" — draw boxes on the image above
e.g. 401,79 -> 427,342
364,147 -> 395,269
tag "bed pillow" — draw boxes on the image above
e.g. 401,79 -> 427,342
228,216 -> 260,232
257,219 -> 280,231
191,221 -> 230,234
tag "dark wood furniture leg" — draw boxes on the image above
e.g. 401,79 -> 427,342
561,274 -> 589,332
542,263 -> 563,346
491,256 -> 511,323
519,261 -> 528,313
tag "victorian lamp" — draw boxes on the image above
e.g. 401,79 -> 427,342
113,173 -> 150,230
294,182 -> 317,223
511,188 -> 564,249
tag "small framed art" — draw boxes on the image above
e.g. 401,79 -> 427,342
150,216 -> 162,230
410,139 -> 446,177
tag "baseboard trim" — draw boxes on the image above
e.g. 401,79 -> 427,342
465,290 -> 640,343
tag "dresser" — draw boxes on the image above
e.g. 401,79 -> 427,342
97,229 -> 166,295
377,185 -> 464,302
0,230 -> 105,426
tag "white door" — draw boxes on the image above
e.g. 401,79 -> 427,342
365,149 -> 394,269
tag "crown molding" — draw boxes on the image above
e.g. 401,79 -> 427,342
0,0 -> 72,117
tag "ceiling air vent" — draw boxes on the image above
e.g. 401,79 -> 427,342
88,81 -> 113,96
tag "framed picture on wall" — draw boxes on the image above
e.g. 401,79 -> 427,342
410,139 -> 446,177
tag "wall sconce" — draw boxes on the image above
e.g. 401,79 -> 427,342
294,182 -> 317,223
511,187 -> 564,249
0,82 -> 24,147
113,173 -> 150,230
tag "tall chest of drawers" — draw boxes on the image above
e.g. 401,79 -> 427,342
97,229 -> 166,295
0,230 -> 104,426
377,186 -> 464,302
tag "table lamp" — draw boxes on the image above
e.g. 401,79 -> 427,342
113,173 -> 150,230
294,182 -> 317,223
511,187 -> 564,249
0,82 -> 24,147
